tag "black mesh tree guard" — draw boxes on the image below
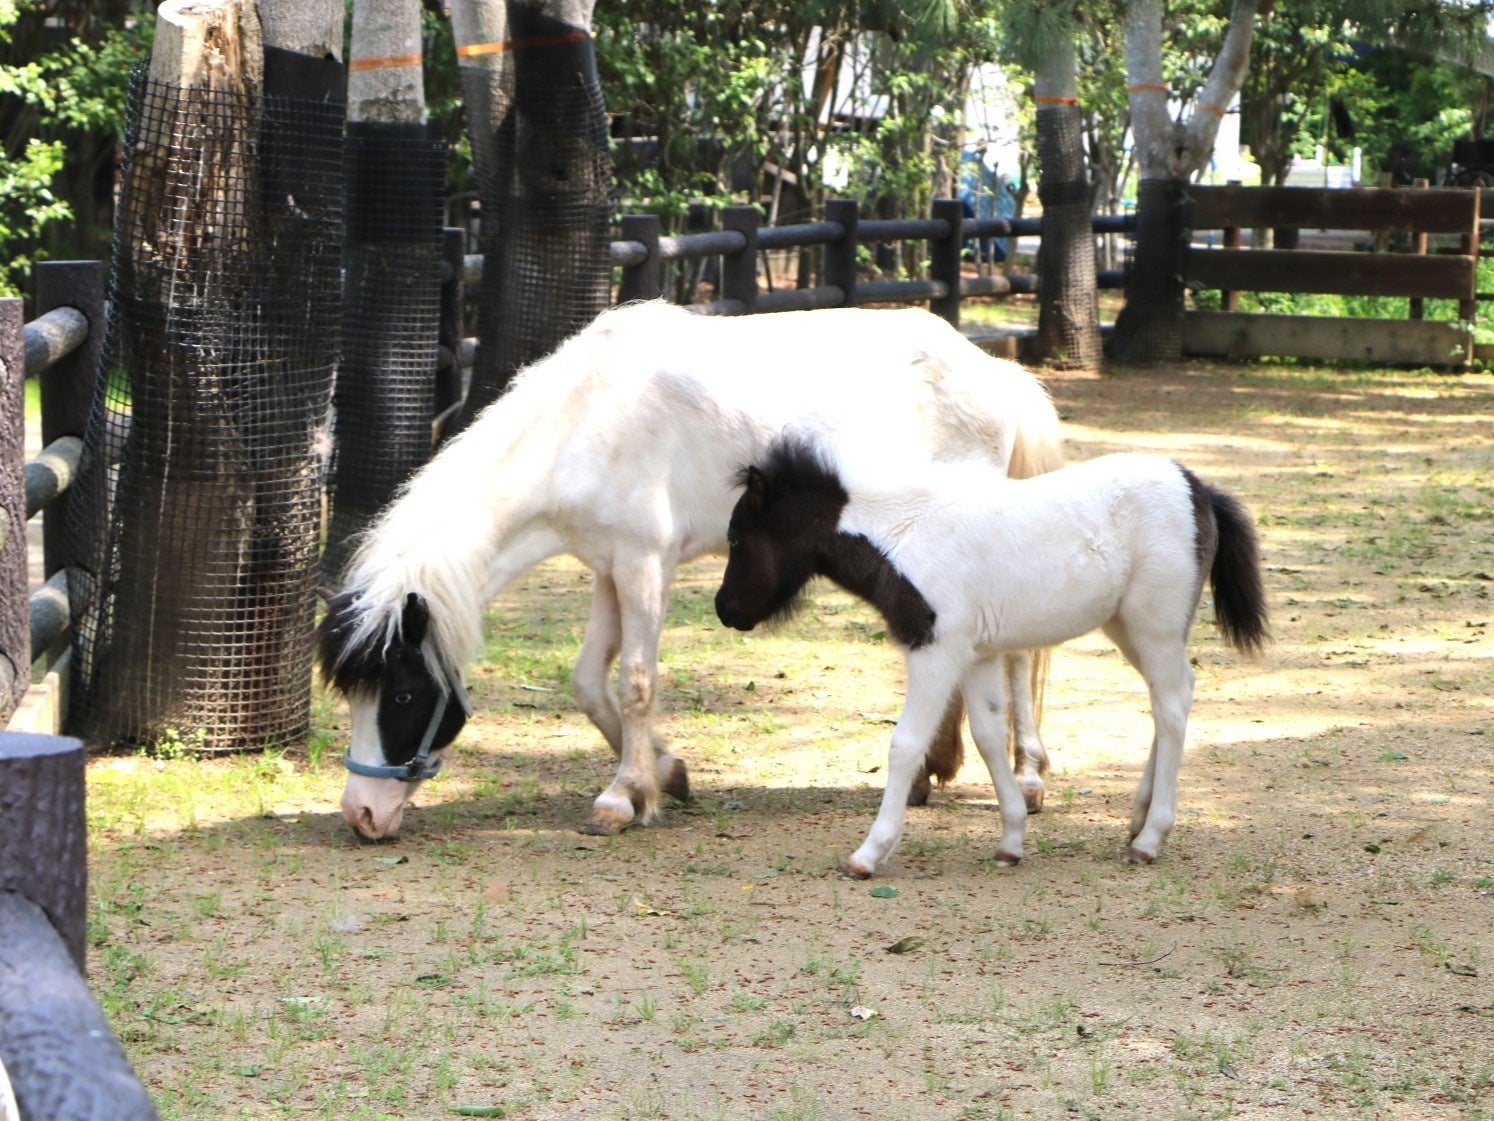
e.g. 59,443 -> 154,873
318,121 -> 446,583
1107,176 -> 1187,365
1034,103 -> 1103,369
458,3 -> 613,423
62,70 -> 343,753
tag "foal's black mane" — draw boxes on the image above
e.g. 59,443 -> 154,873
746,436 -> 938,650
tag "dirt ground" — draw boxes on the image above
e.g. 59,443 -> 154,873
89,361 -> 1492,1121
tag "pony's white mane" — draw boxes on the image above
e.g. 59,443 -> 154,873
332,305 -> 683,677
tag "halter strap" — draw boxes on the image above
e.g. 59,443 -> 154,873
342,665 -> 473,782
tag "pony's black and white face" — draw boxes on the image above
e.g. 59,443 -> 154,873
317,591 -> 468,839
715,440 -> 847,631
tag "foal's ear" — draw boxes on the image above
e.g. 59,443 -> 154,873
400,592 -> 430,646
743,465 -> 769,511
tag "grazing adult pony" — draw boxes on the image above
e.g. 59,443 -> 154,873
714,436 -> 1268,877
319,301 -> 1064,840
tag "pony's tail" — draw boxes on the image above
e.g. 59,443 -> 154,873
1206,485 -> 1269,655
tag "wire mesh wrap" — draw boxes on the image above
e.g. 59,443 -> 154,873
319,121 -> 446,583
1108,176 -> 1186,364
1034,104 -> 1103,369
62,72 -> 343,753
459,7 -> 613,422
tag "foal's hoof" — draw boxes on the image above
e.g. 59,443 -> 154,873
994,849 -> 1022,867
660,757 -> 691,803
840,860 -> 874,880
1125,846 -> 1158,864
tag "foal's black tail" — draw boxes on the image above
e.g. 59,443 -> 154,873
1203,483 -> 1269,655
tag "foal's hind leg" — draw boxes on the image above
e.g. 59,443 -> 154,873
1005,650 -> 1050,813
1102,618 -> 1194,863
573,575 -> 688,802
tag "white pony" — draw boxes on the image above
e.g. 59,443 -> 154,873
319,301 -> 1065,840
714,435 -> 1268,877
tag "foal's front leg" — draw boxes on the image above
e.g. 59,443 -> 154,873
846,650 -> 965,878
1005,650 -> 1050,812
963,657 -> 1031,865
582,551 -> 676,835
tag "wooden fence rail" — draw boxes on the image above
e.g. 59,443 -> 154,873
1184,185 -> 1480,366
1,262 -> 105,735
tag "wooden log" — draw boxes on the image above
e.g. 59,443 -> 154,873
1190,185 -> 1479,234
1186,248 -> 1477,300
1183,310 -> 1471,366
0,734 -> 87,968
1,300 -> 25,720
349,0 -> 425,123
0,891 -> 160,1120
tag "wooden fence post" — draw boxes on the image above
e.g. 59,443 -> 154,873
33,262 -> 103,579
929,197 -> 964,326
823,198 -> 859,306
720,206 -> 761,313
1,299 -> 26,719
0,732 -> 160,1120
1410,178 -> 1430,321
618,213 -> 662,303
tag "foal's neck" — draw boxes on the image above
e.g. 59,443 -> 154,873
818,532 -> 937,650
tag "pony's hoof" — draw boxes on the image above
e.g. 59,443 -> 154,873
1019,780 -> 1045,814
994,850 -> 1022,867
906,771 -> 932,807
581,793 -> 636,836
841,861 -> 874,880
660,757 -> 691,802
1125,846 -> 1157,864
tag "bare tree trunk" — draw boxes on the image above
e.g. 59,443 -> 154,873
1110,0 -> 1257,363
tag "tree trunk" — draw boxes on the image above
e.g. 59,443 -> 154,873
1110,0 -> 1257,363
1032,34 -> 1101,369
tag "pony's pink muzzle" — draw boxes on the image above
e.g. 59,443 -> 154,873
340,775 -> 414,840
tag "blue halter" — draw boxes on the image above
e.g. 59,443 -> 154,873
342,665 -> 473,782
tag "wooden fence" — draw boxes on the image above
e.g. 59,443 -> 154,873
1184,185 -> 1481,366
1,262 -> 102,736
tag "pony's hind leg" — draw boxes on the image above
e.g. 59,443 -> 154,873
908,694 -> 964,806
1102,618 -> 1194,863
847,650 -> 966,878
963,657 -> 1030,865
582,549 -> 676,835
573,574 -> 687,801
1005,650 -> 1050,812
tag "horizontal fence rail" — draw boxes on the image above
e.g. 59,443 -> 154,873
1,261 -> 105,734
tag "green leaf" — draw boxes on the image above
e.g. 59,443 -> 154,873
870,885 -> 898,898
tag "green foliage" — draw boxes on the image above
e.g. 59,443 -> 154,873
1,0 -> 150,295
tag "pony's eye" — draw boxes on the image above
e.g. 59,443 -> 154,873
727,531 -> 739,549
393,691 -> 414,706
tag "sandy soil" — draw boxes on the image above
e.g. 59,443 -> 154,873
90,361 -> 1492,1121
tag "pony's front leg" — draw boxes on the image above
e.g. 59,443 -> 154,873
572,574 -> 687,802
963,658 -> 1030,865
582,551 -> 676,835
846,651 -> 964,878
1005,650 -> 1050,813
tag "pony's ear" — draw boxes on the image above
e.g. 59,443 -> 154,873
744,465 -> 769,512
400,592 -> 430,646
315,585 -> 337,604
